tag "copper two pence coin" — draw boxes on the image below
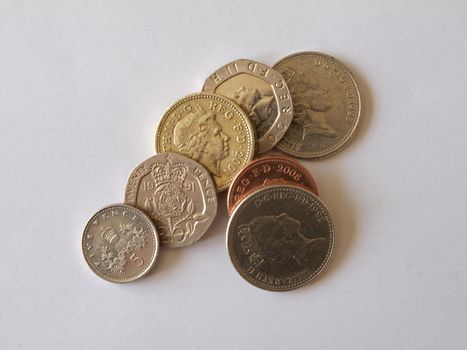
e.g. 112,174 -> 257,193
227,156 -> 318,215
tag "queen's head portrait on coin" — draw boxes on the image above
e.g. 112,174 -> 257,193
227,185 -> 334,291
173,108 -> 229,177
156,93 -> 255,192
274,52 -> 361,159
203,59 -> 293,153
231,86 -> 275,138
290,72 -> 337,139
242,213 -> 325,267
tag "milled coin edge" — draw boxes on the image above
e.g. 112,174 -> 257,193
226,155 -> 319,215
202,59 -> 294,153
273,51 -> 362,159
226,184 -> 334,291
81,203 -> 160,283
154,92 -> 256,192
123,152 -> 218,248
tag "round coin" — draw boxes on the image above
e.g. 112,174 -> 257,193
203,59 -> 293,154
82,204 -> 159,283
125,152 -> 217,248
155,93 -> 255,192
227,185 -> 334,291
273,51 -> 361,158
227,156 -> 318,215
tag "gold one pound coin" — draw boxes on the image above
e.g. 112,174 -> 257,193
155,93 -> 255,192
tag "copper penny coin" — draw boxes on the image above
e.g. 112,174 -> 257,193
227,156 -> 318,215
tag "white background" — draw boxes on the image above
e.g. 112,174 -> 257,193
1,1 -> 467,349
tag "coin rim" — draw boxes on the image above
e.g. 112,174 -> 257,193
155,92 -> 255,192
226,184 -> 334,291
273,51 -> 362,159
124,152 -> 218,248
226,155 -> 319,215
82,203 -> 160,283
202,58 -> 293,154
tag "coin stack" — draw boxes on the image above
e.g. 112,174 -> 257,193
82,51 -> 362,291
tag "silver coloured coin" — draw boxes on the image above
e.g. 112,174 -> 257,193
273,51 -> 361,158
226,184 -> 334,291
125,152 -> 218,248
82,204 -> 159,283
203,59 -> 293,154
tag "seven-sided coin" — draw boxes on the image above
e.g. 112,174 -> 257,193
203,59 -> 293,153
125,152 -> 217,248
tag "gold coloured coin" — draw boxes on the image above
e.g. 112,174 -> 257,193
203,59 -> 293,153
155,93 -> 255,192
273,52 -> 361,158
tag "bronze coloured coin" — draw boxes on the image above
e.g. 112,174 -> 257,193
227,156 -> 318,215
124,153 -> 217,248
273,51 -> 361,158
203,59 -> 293,154
226,185 -> 334,291
82,204 -> 159,283
155,93 -> 255,192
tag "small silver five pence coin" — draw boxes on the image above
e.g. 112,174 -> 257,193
82,204 -> 159,283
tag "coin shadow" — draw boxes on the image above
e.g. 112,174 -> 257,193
298,168 -> 358,290
145,192 -> 229,281
200,191 -> 229,243
340,58 -> 373,154
145,246 -> 185,280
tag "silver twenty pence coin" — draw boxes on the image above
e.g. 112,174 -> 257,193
203,59 -> 293,154
125,152 -> 218,248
